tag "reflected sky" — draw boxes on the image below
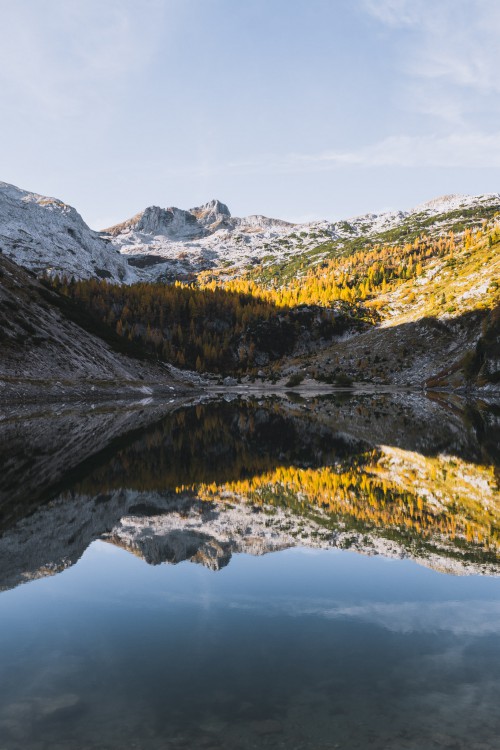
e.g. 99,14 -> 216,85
1,542 -> 500,749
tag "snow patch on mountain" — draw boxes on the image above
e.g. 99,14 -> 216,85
413,193 -> 499,214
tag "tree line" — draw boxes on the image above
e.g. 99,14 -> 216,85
49,277 -> 363,374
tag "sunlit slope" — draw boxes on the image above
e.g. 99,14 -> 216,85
256,225 -> 499,387
234,197 -> 500,295
208,223 -> 499,321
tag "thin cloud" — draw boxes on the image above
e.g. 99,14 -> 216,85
364,0 -> 500,95
329,599 -> 500,636
0,0 -> 169,119
363,0 -> 424,27
201,594 -> 500,637
312,132 -> 500,169
155,131 -> 500,178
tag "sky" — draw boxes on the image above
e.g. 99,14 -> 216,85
1,0 -> 500,228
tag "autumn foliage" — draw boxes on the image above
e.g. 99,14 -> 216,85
49,278 -> 361,374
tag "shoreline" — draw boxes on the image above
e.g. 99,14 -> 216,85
1,374 -> 498,406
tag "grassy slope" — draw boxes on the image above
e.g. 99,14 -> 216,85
373,235 -> 499,325
247,202 -> 500,286
260,216 -> 500,387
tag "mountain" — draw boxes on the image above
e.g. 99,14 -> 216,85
1,179 -> 499,288
104,198 -> 295,280
106,198 -> 233,238
0,179 -> 498,392
0,182 -> 133,283
103,191 -> 500,282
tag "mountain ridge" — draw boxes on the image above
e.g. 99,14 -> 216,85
2,179 -> 499,284
104,190 -> 500,281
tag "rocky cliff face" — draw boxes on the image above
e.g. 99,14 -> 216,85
0,253 -> 197,402
103,198 -> 300,279
0,182 -> 133,282
105,199 -> 233,239
190,198 -> 231,228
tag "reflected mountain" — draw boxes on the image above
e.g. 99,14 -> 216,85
0,393 -> 499,592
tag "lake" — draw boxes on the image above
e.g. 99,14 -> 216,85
0,392 -> 499,749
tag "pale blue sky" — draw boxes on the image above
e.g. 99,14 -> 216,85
1,0 -> 499,227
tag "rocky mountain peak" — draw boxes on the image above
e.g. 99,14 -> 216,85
191,199 -> 231,220
104,198 -> 232,240
134,205 -> 197,234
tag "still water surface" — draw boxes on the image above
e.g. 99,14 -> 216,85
0,393 -> 499,749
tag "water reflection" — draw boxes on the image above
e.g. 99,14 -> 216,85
1,393 -> 500,749
0,393 -> 499,592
